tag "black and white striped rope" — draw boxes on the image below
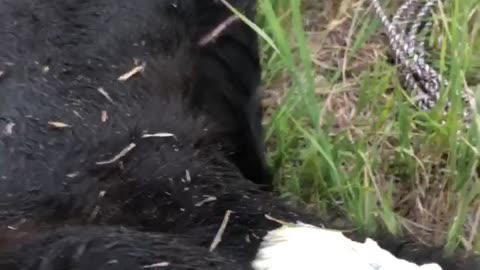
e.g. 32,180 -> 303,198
370,0 -> 474,127
393,0 -> 437,112
392,0 -> 432,111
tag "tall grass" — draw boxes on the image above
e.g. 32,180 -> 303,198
229,0 -> 480,251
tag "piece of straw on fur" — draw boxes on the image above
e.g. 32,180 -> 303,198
209,210 -> 232,252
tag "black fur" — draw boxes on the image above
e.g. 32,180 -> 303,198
0,0 -> 478,269
0,226 -> 244,270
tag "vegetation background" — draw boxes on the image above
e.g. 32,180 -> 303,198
232,0 -> 480,253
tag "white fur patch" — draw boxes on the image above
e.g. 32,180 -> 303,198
252,224 -> 442,270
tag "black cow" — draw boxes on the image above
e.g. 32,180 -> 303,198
0,0 -> 477,269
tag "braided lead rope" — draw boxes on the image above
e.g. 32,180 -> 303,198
410,1 -> 472,125
406,12 -> 433,98
370,0 -> 474,127
391,0 -> 430,110
394,0 -> 439,112
407,0 -> 435,58
407,0 -> 475,125
406,0 -> 438,105
371,0 -> 441,97
392,0 -> 418,25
